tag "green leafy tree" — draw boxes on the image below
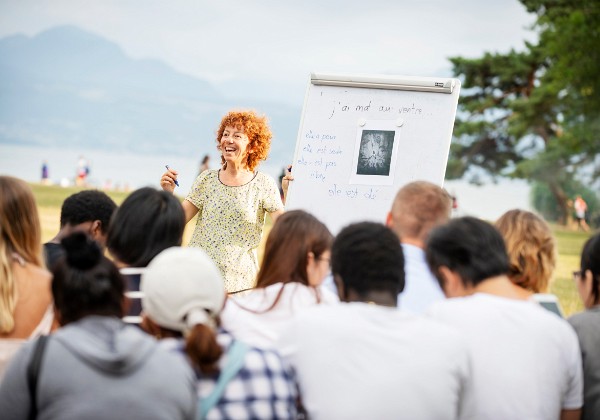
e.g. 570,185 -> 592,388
531,180 -> 599,227
447,0 -> 600,224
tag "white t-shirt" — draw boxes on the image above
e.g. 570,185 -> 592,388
277,303 -> 476,420
397,243 -> 445,314
427,293 -> 583,420
220,282 -> 339,348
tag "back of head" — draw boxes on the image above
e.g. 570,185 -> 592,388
0,176 -> 43,267
51,232 -> 125,324
426,216 -> 509,288
389,181 -> 452,244
142,247 -> 225,374
0,176 -> 44,333
331,222 -> 405,299
106,187 -> 185,267
60,190 -> 117,234
581,233 -> 600,305
495,209 -> 556,293
256,210 -> 332,288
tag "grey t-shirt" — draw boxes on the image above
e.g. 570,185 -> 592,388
569,306 -> 600,420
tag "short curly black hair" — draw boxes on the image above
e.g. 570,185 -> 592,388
331,222 -> 405,298
60,190 -> 117,234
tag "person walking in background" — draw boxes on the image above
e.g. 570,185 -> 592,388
141,247 -> 298,419
221,210 -> 338,348
569,233 -> 600,420
0,176 -> 54,379
574,195 -> 590,232
425,217 -> 583,420
76,155 -> 89,186
41,161 -> 50,185
278,222 -> 475,419
160,110 -> 293,293
0,233 -> 196,419
44,190 -> 117,269
106,187 -> 186,324
385,181 -> 452,313
198,154 -> 210,175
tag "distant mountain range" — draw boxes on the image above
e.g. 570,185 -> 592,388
0,25 -> 300,164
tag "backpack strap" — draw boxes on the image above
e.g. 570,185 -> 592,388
27,335 -> 49,420
198,339 -> 248,419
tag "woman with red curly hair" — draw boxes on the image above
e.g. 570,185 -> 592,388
160,110 -> 292,293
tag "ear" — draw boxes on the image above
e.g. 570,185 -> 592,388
583,269 -> 595,307
333,274 -> 347,302
90,220 -> 102,240
53,304 -> 65,327
385,211 -> 393,228
437,266 -> 467,298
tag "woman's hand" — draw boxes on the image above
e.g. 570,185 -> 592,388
160,168 -> 179,194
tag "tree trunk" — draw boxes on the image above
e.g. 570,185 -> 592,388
548,181 -> 569,225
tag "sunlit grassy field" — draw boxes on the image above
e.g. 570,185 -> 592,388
31,183 -> 592,317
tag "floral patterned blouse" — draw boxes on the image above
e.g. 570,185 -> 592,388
185,169 -> 283,292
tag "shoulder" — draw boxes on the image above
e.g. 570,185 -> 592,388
569,308 -> 600,331
254,172 -> 278,186
219,331 -> 291,374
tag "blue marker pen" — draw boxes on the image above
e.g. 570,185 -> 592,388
165,165 -> 179,187
288,165 -> 292,172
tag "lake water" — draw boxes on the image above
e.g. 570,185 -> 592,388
0,143 -> 531,221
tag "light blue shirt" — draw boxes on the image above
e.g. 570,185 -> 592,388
397,243 -> 445,314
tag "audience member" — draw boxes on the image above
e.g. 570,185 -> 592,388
141,247 -> 298,419
495,209 -> 557,295
44,189 -> 117,268
221,210 -> 338,348
0,233 -> 196,419
160,110 -> 293,293
278,222 -> 475,419
425,216 -> 583,419
569,233 -> 600,420
106,187 -> 185,323
0,176 -> 53,379
386,180 -> 451,313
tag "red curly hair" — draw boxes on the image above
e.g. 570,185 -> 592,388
216,110 -> 272,171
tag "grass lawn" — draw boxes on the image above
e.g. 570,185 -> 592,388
30,183 -> 592,317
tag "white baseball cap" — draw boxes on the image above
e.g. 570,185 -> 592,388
141,247 -> 225,333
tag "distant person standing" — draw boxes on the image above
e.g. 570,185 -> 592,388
76,155 -> 88,186
198,154 -> 210,175
575,195 -> 590,232
41,161 -> 50,185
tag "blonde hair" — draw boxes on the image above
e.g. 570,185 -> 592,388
495,209 -> 556,293
390,181 -> 452,243
0,176 -> 44,333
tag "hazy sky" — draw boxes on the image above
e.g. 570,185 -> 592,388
0,0 -> 537,105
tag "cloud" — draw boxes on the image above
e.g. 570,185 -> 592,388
0,0 -> 536,105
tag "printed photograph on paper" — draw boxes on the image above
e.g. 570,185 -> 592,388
356,130 -> 395,176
